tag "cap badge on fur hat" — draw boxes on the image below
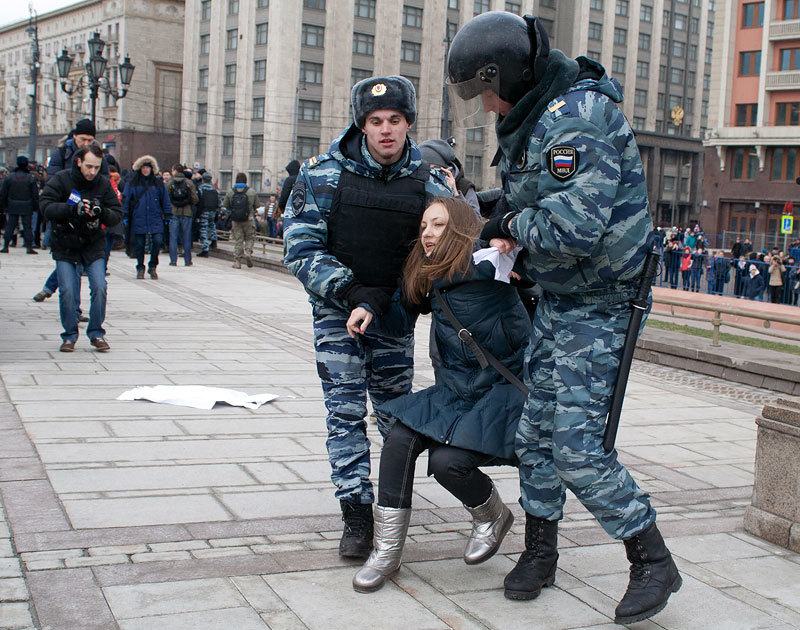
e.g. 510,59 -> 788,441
371,83 -> 387,96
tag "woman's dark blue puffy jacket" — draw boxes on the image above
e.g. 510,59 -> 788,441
377,258 -> 531,462
124,179 -> 171,235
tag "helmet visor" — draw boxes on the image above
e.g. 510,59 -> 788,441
446,63 -> 501,129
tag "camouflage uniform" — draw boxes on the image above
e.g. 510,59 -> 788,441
500,57 -> 656,540
283,124 -> 451,503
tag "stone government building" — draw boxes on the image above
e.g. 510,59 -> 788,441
0,0 -> 184,172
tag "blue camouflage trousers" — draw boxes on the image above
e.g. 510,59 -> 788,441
516,293 -> 655,540
312,304 -> 415,504
199,211 -> 217,252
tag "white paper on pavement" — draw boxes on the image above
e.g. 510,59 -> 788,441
117,385 -> 278,410
472,246 -> 523,283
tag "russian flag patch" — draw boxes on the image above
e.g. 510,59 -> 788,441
548,145 -> 579,181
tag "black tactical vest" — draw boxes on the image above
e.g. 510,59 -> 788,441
328,165 -> 429,288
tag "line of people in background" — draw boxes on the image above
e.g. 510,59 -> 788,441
658,226 -> 800,305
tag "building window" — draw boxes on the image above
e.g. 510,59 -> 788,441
612,56 -> 626,74
300,61 -> 323,84
304,0 -> 325,8
248,172 -> 263,192
403,5 -> 423,28
296,136 -> 319,161
587,50 -> 601,62
638,33 -> 651,50
220,172 -> 232,191
780,48 -> 800,70
196,136 -> 206,159
659,64 -> 667,81
689,43 -> 698,60
660,37 -> 669,54
447,20 -> 458,40
228,0 -> 238,15
636,60 -> 649,78
704,73 -> 711,89
254,59 -> 266,82
591,0 -> 604,9
223,100 -> 235,121
354,0 -> 376,19
784,0 -> 800,19
772,148 -> 798,181
505,1 -> 522,13
352,67 -> 371,85
633,116 -> 646,128
691,17 -> 700,33
670,68 -> 684,83
448,0 -> 459,9
736,104 -> 758,126
401,41 -> 421,63
706,48 -> 713,65
226,29 -> 238,51
540,0 -> 555,7
688,70 -> 696,86
201,0 -> 211,21
641,4 -> 652,21
299,99 -> 321,121
634,89 -> 648,106
253,97 -> 265,120
616,0 -> 629,16
466,127 -> 484,142
199,34 -> 210,55
614,27 -> 627,45
225,64 -> 237,86
353,32 -> 375,56
197,103 -> 207,124
222,136 -> 234,157
257,0 -> 268,7
251,135 -> 263,158
776,102 -> 800,125
302,24 -> 325,47
199,67 -> 209,89
707,21 -> 714,37
465,155 -> 482,178
740,51 -> 761,76
256,23 -> 268,46
403,75 -> 420,93
474,0 -> 490,15
674,13 -> 687,30
672,41 -> 685,57
731,147 -> 758,180
743,2 -> 765,27
589,22 -> 603,40
663,175 -> 675,192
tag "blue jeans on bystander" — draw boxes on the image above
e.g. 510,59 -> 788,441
55,258 -> 107,343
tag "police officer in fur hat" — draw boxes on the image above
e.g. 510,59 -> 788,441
283,76 -> 452,559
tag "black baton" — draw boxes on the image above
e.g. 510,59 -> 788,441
602,232 -> 662,452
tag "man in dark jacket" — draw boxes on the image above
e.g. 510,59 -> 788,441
124,155 -> 171,279
45,118 -> 109,182
40,145 -> 122,352
0,156 -> 39,254
167,164 -> 199,266
277,159 -> 301,216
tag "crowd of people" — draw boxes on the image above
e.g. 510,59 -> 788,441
659,226 -> 800,305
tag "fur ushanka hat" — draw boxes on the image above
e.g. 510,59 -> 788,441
351,75 -> 417,128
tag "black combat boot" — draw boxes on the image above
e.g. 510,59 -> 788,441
339,500 -> 374,559
503,514 -> 558,600
0,242 -> 8,253
615,522 -> 682,625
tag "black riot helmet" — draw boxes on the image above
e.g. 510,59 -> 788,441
446,11 -> 550,127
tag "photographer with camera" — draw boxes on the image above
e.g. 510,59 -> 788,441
40,145 -> 122,352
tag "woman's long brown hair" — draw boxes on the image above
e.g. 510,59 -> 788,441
403,197 -> 482,304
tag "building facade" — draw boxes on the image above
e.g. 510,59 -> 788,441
703,0 -> 800,250
181,0 -> 714,212
0,0 -> 185,172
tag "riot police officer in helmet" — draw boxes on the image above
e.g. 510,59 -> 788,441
447,11 -> 681,625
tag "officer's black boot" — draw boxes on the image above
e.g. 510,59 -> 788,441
0,242 -> 8,253
339,500 -> 374,559
614,522 -> 682,625
503,514 -> 558,600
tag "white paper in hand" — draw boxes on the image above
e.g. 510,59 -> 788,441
472,246 -> 523,283
117,385 -> 278,410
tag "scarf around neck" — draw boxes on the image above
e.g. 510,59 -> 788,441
495,50 -> 580,166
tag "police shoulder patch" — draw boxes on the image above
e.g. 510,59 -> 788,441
291,181 -> 306,212
547,145 -> 579,181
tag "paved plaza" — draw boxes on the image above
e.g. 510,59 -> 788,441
1,248 -> 800,629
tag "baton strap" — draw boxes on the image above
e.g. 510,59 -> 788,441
433,288 -> 529,396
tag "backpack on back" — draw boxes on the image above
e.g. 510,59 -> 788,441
229,190 -> 250,222
169,179 -> 191,206
200,186 -> 219,212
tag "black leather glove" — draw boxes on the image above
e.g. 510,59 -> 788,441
480,211 -> 518,242
337,281 -> 393,316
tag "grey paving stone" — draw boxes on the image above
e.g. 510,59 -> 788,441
116,607 -> 269,630
266,567 -> 449,630
230,575 -> 288,614
219,488 -> 340,519
405,556 -> 516,595
668,532 -> 773,564
0,602 -> 34,628
0,479 -> 70,534
701,556 -> 800,610
26,568 -> 116,630
0,558 -> 22,578
130,551 -> 192,563
0,578 -> 28,601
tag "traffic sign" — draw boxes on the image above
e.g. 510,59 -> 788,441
781,215 -> 794,234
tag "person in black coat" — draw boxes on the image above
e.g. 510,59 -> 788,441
277,159 -> 301,218
0,156 -> 39,254
40,145 -> 122,353
743,264 -> 765,301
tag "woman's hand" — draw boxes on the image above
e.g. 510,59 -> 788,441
490,237 -> 517,254
346,307 -> 373,338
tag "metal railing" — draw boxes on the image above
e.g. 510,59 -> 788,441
216,230 -> 283,256
652,296 -> 800,346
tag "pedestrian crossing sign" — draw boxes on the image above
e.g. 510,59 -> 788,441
781,215 -> 793,234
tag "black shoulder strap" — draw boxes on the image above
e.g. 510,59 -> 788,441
433,288 -> 529,395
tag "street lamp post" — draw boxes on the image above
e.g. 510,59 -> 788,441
25,10 -> 41,160
56,32 -> 135,125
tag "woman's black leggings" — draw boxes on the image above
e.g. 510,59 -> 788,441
378,421 -> 494,509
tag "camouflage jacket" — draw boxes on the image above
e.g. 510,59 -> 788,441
283,124 -> 452,309
501,56 -> 653,297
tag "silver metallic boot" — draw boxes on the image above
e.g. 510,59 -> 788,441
352,505 -> 412,593
463,483 -> 514,565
